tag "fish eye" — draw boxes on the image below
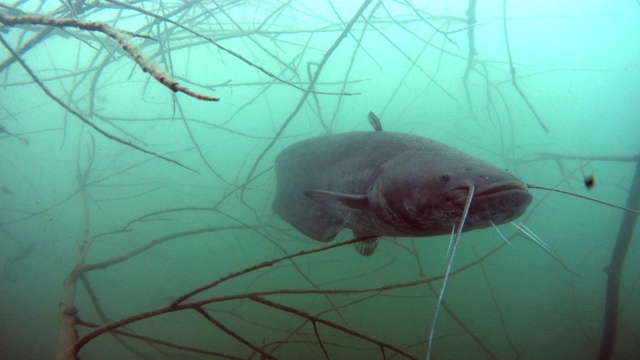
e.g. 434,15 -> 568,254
439,173 -> 451,183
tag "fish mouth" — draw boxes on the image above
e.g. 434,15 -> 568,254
445,180 -> 529,204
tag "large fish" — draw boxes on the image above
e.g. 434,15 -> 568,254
272,131 -> 532,256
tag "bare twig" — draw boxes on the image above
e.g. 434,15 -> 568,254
475,247 -> 519,358
250,296 -> 416,359
103,0 -> 355,96
241,0 -> 374,194
194,306 -> 277,360
501,0 -> 550,133
312,320 -> 330,360
76,318 -> 242,358
0,12 -> 219,101
462,0 -> 477,119
0,34 -> 199,173
598,160 -> 640,359
56,167 -> 93,360
364,6 -> 459,105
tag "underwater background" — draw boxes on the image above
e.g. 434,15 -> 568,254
0,1 -> 639,359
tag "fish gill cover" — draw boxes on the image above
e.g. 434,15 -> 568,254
0,1 -> 639,359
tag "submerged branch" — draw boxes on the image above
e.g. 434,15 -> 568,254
241,0 -> 374,194
598,160 -> 640,359
501,0 -> 550,133
102,0 -> 356,96
250,296 -> 416,359
73,232 -> 503,354
462,0 -> 477,119
0,34 -> 199,173
0,12 -> 219,101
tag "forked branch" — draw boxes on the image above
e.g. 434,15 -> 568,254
0,12 -> 219,101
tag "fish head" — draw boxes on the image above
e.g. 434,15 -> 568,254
369,150 -> 532,235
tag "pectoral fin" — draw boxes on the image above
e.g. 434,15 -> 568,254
354,237 -> 379,256
304,190 -> 370,211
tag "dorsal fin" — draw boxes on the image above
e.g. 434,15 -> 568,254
368,111 -> 383,131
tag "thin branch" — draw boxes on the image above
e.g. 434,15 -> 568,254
364,6 -> 460,105
0,12 -> 219,101
462,0 -> 477,119
102,0 -> 355,96
475,247 -> 519,358
598,160 -> 640,359
194,306 -> 277,360
250,296 -> 416,359
0,33 -> 199,173
79,275 -> 149,359
74,231 -> 507,353
55,171 -> 94,360
311,320 -> 330,360
76,318 -> 242,358
172,236 -> 376,306
241,0 -> 374,195
81,225 -> 252,272
501,0 -> 550,133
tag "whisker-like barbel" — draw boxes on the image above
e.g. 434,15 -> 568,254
512,220 -> 579,276
427,186 -> 475,360
490,220 -> 513,247
527,184 -> 640,214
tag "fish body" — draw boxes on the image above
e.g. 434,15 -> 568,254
272,131 -> 532,255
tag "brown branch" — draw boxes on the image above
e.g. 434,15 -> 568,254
172,236 -> 376,306
79,275 -> 148,359
427,280 -> 500,360
241,0 -> 375,196
0,12 -> 219,101
73,231 -> 508,353
501,0 -> 550,133
250,296 -> 416,359
103,0 -> 355,96
56,184 -> 93,360
0,34 -> 199,173
327,5 -> 377,131
364,6 -> 459,105
263,291 -> 388,355
194,306 -> 277,360
73,249 -> 493,355
397,237 -> 501,359
475,247 -> 519,358
77,319 -> 242,359
569,279 -> 597,351
81,225 -> 252,272
462,0 -> 477,119
311,320 -> 330,360
598,159 -> 640,359
399,0 -> 459,46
